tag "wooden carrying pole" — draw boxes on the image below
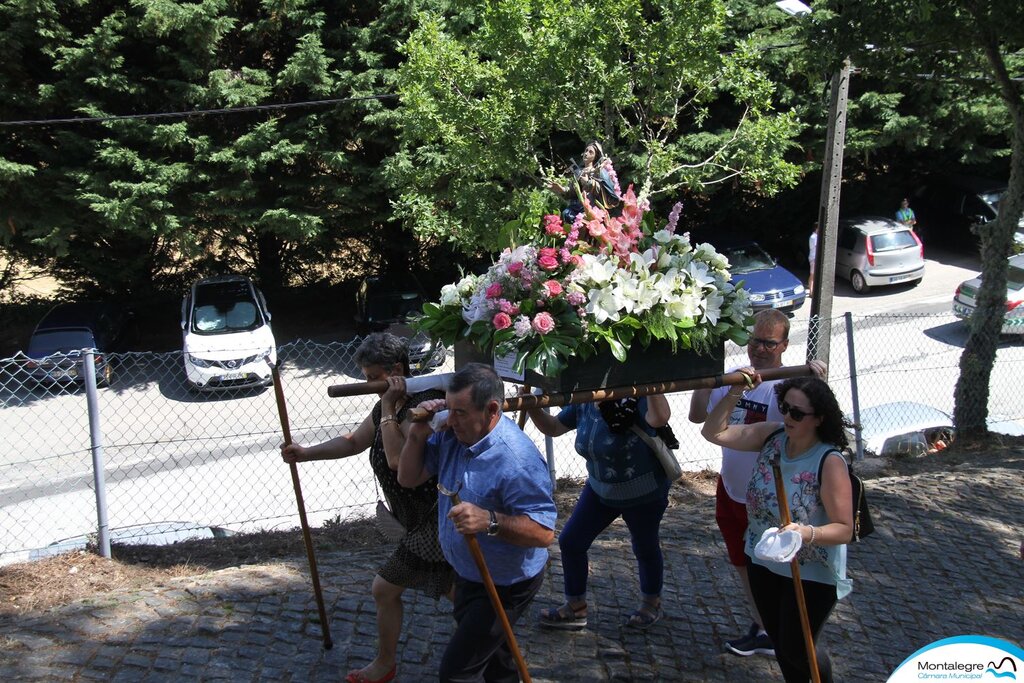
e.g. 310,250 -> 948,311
770,460 -> 822,683
270,364 -> 334,650
330,366 -> 812,407
437,483 -> 532,683
390,366 -> 813,422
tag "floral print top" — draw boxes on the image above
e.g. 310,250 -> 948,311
745,429 -> 852,599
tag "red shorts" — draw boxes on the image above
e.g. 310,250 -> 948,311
715,476 -> 749,567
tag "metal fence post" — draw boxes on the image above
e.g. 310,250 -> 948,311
844,313 -> 864,461
82,349 -> 111,558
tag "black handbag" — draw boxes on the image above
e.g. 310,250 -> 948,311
819,450 -> 875,542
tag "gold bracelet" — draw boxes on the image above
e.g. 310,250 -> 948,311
380,416 -> 399,428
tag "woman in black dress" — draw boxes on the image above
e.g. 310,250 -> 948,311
282,333 -> 454,683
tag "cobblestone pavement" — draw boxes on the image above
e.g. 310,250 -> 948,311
2,461 -> 1021,682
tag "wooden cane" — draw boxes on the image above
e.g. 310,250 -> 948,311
437,482 -> 532,683
270,363 -> 334,650
770,458 -> 822,683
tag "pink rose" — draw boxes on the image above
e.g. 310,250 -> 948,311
537,247 -> 559,271
532,311 -> 556,335
485,282 -> 502,299
492,312 -> 512,330
507,262 -> 523,276
543,280 -> 563,297
543,214 -> 565,236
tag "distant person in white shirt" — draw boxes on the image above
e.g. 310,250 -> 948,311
807,222 -> 819,298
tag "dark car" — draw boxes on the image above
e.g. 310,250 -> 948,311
355,277 -> 447,373
720,242 -> 806,313
913,176 -> 1024,249
21,302 -> 131,387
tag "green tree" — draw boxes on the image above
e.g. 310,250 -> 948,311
0,1 -> 447,297
811,0 -> 1024,436
389,0 -> 804,252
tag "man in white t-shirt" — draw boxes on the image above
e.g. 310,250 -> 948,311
689,309 -> 826,657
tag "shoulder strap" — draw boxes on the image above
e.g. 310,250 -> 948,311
629,425 -> 666,450
817,447 -> 848,483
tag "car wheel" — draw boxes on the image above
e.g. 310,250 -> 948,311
851,270 -> 869,294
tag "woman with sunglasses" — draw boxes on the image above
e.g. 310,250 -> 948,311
701,372 -> 854,683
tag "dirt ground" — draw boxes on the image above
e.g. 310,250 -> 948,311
0,472 -> 715,617
2,438 -> 1021,618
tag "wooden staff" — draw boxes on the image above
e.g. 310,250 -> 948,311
270,363 -> 334,650
398,365 -> 813,421
437,482 -> 532,683
770,458 -> 822,683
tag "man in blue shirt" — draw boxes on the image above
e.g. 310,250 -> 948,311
399,363 -> 556,682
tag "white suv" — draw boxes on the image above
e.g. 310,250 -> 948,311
181,275 -> 277,391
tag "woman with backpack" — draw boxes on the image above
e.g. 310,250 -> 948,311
702,374 -> 854,683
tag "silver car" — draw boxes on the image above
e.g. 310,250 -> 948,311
836,216 -> 925,293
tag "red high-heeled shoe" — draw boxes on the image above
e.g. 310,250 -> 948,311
345,665 -> 396,683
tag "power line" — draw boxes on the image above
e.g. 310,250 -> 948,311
0,93 -> 398,128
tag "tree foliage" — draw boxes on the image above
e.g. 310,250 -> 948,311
807,0 -> 1024,436
0,0 -> 445,296
388,0 -> 804,252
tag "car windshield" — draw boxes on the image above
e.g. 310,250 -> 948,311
981,190 -> 1001,213
191,282 -> 264,335
366,292 -> 423,324
27,329 -> 97,355
723,245 -> 775,274
870,230 -> 916,252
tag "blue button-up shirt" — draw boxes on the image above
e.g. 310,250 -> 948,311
424,415 -> 556,585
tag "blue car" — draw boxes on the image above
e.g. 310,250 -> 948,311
721,242 -> 806,312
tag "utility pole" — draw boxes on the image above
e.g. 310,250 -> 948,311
808,59 -> 851,367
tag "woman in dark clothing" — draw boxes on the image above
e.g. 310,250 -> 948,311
282,333 -> 453,683
526,394 -> 672,630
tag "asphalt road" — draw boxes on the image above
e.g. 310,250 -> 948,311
4,245 -> 1020,564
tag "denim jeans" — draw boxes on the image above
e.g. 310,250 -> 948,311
559,481 -> 669,599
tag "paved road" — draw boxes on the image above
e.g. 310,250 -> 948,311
2,455 -> 1021,682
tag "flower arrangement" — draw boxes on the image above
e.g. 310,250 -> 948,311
417,187 -> 753,377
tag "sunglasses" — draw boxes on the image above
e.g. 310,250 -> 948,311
778,400 -> 815,422
750,337 -> 784,351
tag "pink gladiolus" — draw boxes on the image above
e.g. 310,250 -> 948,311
543,280 -> 563,297
499,299 -> 514,314
567,291 -> 586,306
492,312 -> 512,330
559,248 -> 572,263
532,311 -> 556,335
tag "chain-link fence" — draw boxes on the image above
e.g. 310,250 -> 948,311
2,312 -> 1021,565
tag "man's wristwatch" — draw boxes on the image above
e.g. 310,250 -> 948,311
487,510 -> 500,536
